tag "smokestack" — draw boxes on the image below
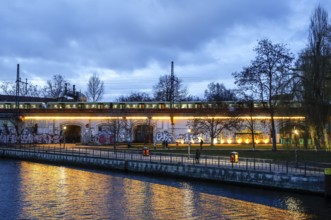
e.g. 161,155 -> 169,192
64,83 -> 67,95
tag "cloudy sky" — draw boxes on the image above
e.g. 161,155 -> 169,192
1,0 -> 330,101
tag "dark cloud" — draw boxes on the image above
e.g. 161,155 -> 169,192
0,0 -> 330,100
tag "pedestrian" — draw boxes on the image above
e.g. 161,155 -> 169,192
195,149 -> 200,164
200,139 -> 203,150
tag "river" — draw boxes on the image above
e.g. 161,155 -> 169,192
0,159 -> 330,219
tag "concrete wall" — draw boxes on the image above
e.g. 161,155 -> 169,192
0,149 -> 324,195
1,118 -> 271,145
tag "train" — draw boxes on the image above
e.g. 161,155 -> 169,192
0,100 -> 302,113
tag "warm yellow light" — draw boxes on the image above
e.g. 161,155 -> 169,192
220,139 -> 225,144
188,129 -> 191,133
263,139 -> 269,144
236,139 -> 242,144
255,139 -> 260,144
23,115 -> 305,121
181,140 -> 184,144
173,116 -> 305,120
152,117 -> 171,120
245,139 -> 250,144
126,117 -> 148,120
24,116 -> 124,120
227,139 -> 232,144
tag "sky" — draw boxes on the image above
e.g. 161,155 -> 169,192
1,0 -> 331,101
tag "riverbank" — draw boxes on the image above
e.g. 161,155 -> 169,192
77,143 -> 331,163
0,146 -> 326,196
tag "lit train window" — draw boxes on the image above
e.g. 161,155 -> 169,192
181,104 -> 187,109
23,104 -> 31,109
187,104 -> 194,108
65,104 -> 71,109
96,104 -> 104,109
1,104 -> 10,109
0,104 -> 4,109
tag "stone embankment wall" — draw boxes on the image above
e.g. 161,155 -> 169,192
0,149 -> 325,195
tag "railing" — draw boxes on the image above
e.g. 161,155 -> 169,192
0,145 -> 327,176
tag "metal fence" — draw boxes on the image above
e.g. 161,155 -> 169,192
0,145 -> 327,176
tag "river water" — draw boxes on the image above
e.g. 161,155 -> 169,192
0,159 -> 330,219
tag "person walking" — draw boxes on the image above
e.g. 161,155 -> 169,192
200,139 -> 203,150
195,149 -> 201,164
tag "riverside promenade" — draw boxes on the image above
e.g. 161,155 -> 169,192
0,144 -> 327,195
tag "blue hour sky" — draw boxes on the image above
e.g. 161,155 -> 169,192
0,0 -> 330,101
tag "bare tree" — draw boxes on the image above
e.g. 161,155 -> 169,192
85,73 -> 104,102
187,108 -> 241,146
0,81 -> 42,97
233,39 -> 294,151
204,82 -> 237,101
43,74 -> 69,98
296,6 -> 331,150
122,119 -> 138,147
153,74 -> 187,101
117,92 -> 152,102
106,119 -> 123,150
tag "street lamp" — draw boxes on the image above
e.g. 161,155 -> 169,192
188,129 -> 191,159
63,126 -> 67,148
293,128 -> 299,163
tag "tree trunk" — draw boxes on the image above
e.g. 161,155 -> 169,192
323,127 -> 330,151
270,114 -> 277,151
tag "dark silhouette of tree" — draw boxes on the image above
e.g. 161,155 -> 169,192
296,5 -> 331,149
233,39 -> 294,151
86,73 -> 104,102
117,92 -> 152,102
204,82 -> 237,101
0,81 -> 41,97
153,74 -> 187,101
43,74 -> 70,98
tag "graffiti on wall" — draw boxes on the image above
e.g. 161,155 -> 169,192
0,126 -> 62,144
155,131 -> 209,143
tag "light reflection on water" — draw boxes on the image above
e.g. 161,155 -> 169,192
0,159 -> 330,219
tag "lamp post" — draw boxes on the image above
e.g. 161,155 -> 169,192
63,126 -> 67,148
293,128 -> 298,163
188,129 -> 191,159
